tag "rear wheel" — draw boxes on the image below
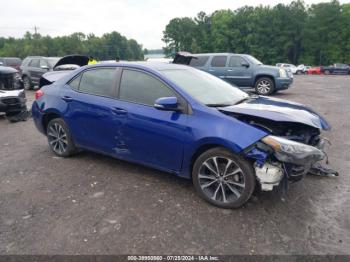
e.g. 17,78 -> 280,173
47,118 -> 77,157
255,77 -> 275,95
192,147 -> 256,208
23,76 -> 33,90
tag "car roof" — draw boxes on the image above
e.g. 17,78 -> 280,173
191,53 -> 250,56
92,61 -> 191,71
25,56 -> 60,59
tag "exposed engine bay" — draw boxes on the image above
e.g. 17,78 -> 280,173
221,109 -> 338,193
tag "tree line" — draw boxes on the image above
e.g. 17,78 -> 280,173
162,0 -> 350,65
0,31 -> 144,61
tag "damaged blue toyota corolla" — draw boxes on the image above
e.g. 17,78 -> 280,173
32,62 -> 337,208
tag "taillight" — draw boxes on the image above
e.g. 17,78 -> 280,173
35,90 -> 44,100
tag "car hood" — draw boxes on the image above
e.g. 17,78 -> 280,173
172,52 -> 198,65
0,89 -> 23,98
0,66 -> 18,75
53,55 -> 89,69
219,96 -> 330,130
257,64 -> 280,71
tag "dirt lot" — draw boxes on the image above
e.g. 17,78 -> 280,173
0,75 -> 349,255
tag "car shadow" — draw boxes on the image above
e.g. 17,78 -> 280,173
68,150 -> 304,211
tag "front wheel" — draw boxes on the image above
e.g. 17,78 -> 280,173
255,77 -> 275,95
192,147 -> 256,208
47,118 -> 77,157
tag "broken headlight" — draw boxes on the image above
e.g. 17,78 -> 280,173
261,135 -> 325,165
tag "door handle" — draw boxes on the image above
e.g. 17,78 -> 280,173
111,107 -> 127,115
61,96 -> 73,102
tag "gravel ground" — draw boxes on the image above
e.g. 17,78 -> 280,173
0,75 -> 349,255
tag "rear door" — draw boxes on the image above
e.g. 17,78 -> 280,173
115,68 -> 188,172
62,67 -> 124,154
205,55 -> 228,80
226,55 -> 254,87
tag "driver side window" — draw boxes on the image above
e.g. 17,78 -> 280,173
228,56 -> 247,67
119,69 -> 175,106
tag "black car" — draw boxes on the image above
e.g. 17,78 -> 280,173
0,57 -> 22,71
321,63 -> 350,75
20,56 -> 60,90
0,66 -> 29,122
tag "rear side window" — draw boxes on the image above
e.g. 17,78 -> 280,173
79,68 -> 116,97
189,56 -> 209,67
210,56 -> 227,67
29,59 -> 40,68
119,69 -> 175,106
68,75 -> 82,91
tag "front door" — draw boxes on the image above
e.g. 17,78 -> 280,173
115,68 -> 188,172
225,56 -> 253,87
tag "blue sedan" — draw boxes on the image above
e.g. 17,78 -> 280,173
32,62 -> 331,208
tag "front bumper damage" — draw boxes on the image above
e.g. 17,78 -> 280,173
0,95 -> 29,122
244,137 -> 338,192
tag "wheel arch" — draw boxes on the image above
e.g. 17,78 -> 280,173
188,139 -> 242,178
42,112 -> 62,134
254,74 -> 275,86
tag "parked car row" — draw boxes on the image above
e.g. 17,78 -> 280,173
276,63 -> 309,75
277,62 -> 350,75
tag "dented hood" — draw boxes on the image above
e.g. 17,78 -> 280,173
219,96 -> 331,130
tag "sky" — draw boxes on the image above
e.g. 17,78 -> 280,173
0,0 -> 349,49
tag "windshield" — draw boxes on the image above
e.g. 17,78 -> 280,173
245,55 -> 263,65
161,68 -> 249,106
47,58 -> 60,68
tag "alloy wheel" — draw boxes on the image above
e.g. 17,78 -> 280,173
47,123 -> 68,155
256,80 -> 271,94
198,156 -> 246,203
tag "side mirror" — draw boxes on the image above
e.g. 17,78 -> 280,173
241,62 -> 250,68
154,97 -> 179,111
41,65 -> 49,70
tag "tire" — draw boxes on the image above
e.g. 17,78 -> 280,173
46,118 -> 77,157
324,70 -> 330,75
255,77 -> 275,95
23,76 -> 33,90
192,147 -> 256,209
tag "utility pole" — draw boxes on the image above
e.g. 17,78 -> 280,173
33,26 -> 39,37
